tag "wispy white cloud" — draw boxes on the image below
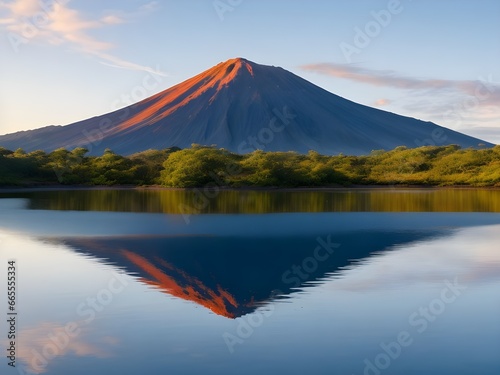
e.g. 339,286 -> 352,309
0,0 -> 166,76
300,62 -> 500,106
300,62 -> 500,133
100,1 -> 160,25
0,0 -> 41,16
100,14 -> 125,25
139,1 -> 160,12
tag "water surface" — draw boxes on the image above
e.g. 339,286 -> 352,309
0,189 -> 499,375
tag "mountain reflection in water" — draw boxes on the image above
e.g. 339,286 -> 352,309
63,230 -> 444,318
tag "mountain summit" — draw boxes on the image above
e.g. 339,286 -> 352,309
0,58 -> 493,155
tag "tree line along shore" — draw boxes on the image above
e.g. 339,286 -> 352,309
1,144 -> 499,188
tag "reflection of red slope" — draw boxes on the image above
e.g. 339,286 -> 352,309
121,250 -> 240,318
117,58 -> 254,132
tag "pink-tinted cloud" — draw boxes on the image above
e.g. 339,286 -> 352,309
0,0 -> 165,75
2,321 -> 118,374
300,62 -> 500,106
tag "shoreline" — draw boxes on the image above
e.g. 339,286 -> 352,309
1,184 -> 500,193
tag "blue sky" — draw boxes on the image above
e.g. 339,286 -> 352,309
1,0 -> 499,143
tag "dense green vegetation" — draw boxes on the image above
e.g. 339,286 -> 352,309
0,147 -> 179,186
1,144 -> 499,187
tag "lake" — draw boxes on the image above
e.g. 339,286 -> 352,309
0,188 -> 499,375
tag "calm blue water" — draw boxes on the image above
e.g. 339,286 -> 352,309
0,190 -> 499,375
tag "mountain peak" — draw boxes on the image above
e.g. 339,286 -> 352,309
215,57 -> 255,78
223,57 -> 250,64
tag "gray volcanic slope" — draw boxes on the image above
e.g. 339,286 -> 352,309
0,58 -> 493,155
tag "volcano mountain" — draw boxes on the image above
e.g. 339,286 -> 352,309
0,58 -> 492,155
